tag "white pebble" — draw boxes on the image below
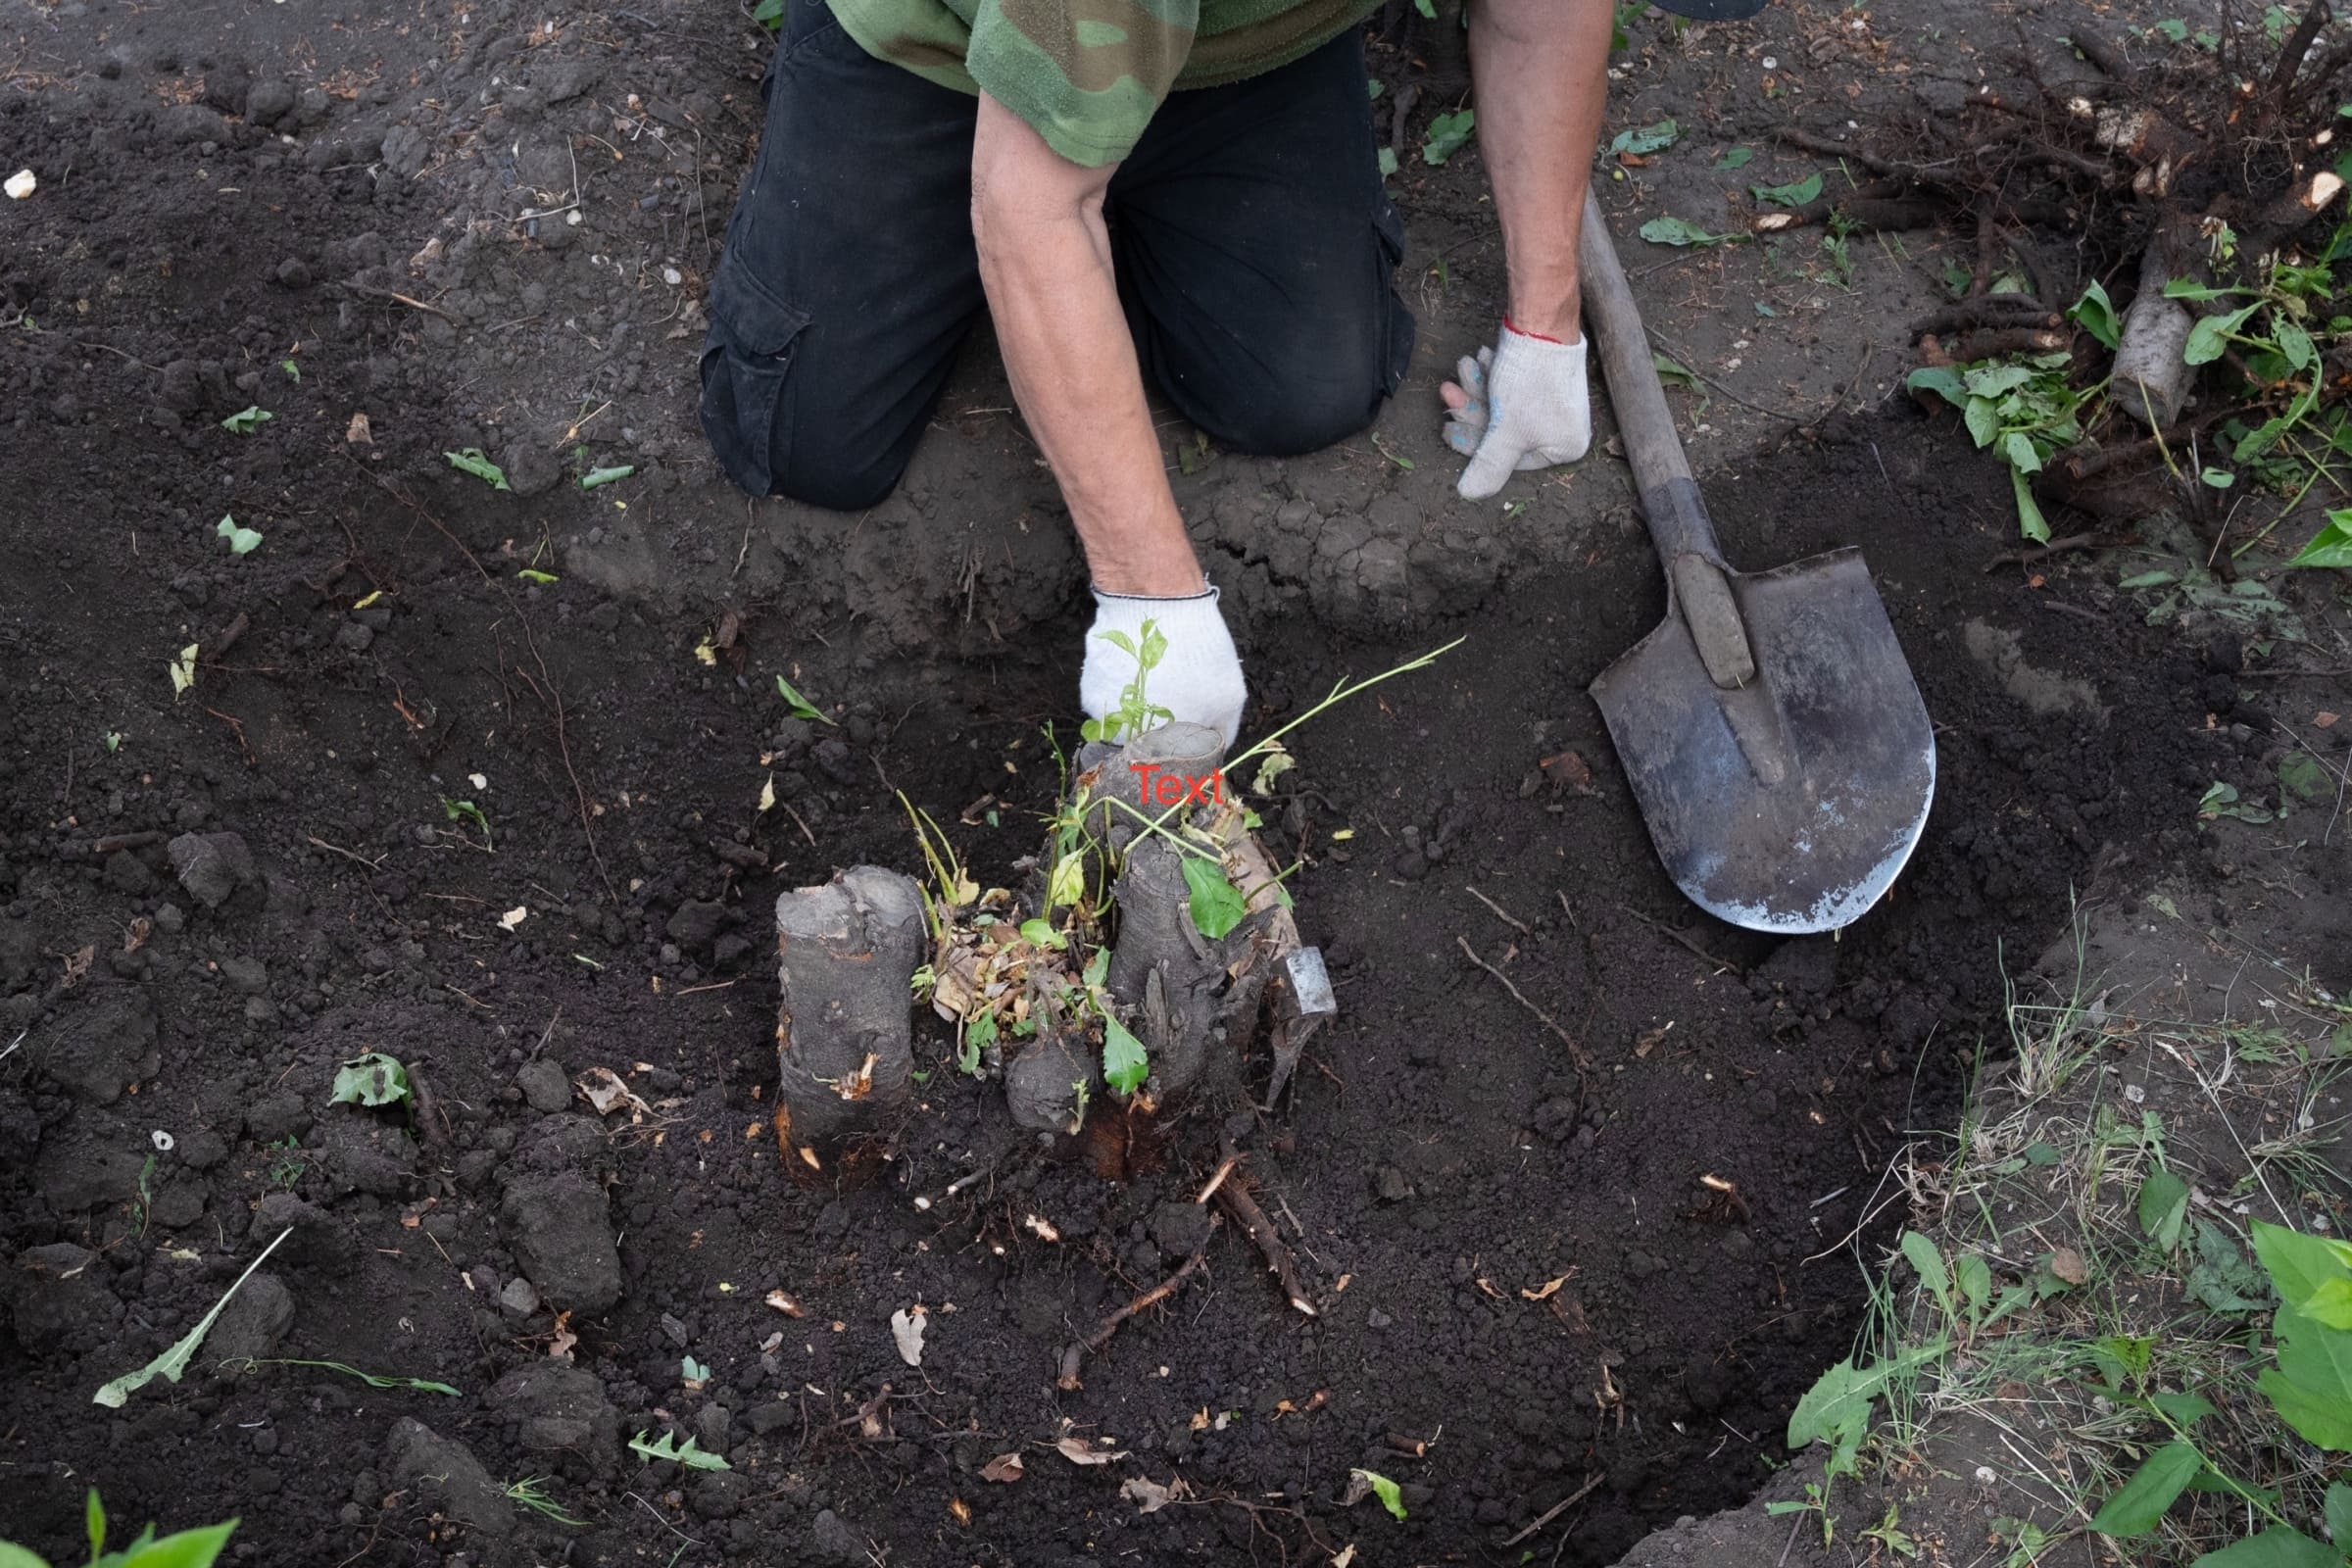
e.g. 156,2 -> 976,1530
662,266 -> 682,286
4,169 -> 34,200
151,1129 -> 174,1152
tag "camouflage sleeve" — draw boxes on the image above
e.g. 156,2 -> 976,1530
966,0 -> 1200,167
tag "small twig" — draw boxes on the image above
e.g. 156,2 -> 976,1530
1214,1180 -> 1317,1317
1982,531 -> 2108,571
337,279 -> 460,323
1058,1214 -> 1221,1390
1503,1472 -> 1606,1548
1615,903 -> 1745,978
1196,1152 -> 1243,1205
1463,884 -> 1531,935
305,835 -> 387,870
1456,936 -> 1591,1068
776,799 -> 818,850
515,612 -> 617,908
91,831 -> 168,855
356,465 -> 491,581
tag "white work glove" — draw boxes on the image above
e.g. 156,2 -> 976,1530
1445,319 -> 1592,501
1079,584 -> 1246,749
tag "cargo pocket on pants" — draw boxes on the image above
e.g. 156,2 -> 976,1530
698,257 -> 813,497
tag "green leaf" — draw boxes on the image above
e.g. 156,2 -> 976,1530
2118,570 -> 2178,590
2089,1441 -> 2201,1536
2281,752 -> 2331,802
1608,119 -> 1680,156
215,516 -> 263,556
579,465 -> 636,489
1102,1014 -> 1149,1097
1905,366 -> 1967,410
2151,18 -> 2190,40
775,673 -> 837,725
1367,76 -> 1385,99
95,1228 -> 293,1407
516,568 -> 558,585
627,1430 -> 731,1471
2184,303 -> 2262,366
2151,1390 -> 2218,1427
1750,172 -> 1823,207
219,406 -> 272,435
88,1489 -> 107,1556
2277,317 -> 2317,371
1180,856 -> 1249,941
2288,511 -> 2352,569
2260,1303 -> 2352,1447
2325,1481 -> 2352,1546
2166,277 -> 2255,302
1082,946 -> 1110,988
1713,146 -> 1755,171
1638,216 -> 1736,248
1048,852 -> 1086,910
1422,109 -> 1476,166
959,1009 -> 996,1074
99,1520 -> 240,1568
1377,146 -> 1399,180
2001,430 -> 2043,474
1351,1468 -> 1408,1522
2024,1140 -> 2062,1165
1953,1254 -> 1992,1310
444,448 -> 512,490
2302,1277 -> 2352,1332
1962,397 -> 2001,449
0,1544 -> 48,1568
2201,466 -> 2235,488
1902,1231 -> 1950,1305
2251,1220 -> 2352,1309
752,0 -> 783,25
2137,1168 -> 2190,1250
2069,280 -> 2122,350
331,1052 -> 412,1108
1963,364 -> 2035,398
2010,464 -> 2051,545
1017,917 -> 1066,950
170,643 -> 199,700
2190,1525 -> 2341,1568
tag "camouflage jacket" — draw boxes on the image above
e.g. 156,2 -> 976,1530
829,0 -> 1379,166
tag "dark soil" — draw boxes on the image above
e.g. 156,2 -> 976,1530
0,1 -> 2301,1565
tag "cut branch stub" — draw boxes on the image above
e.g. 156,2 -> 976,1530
2113,238 -> 2195,430
1076,721 -> 1227,855
773,866 -> 925,1163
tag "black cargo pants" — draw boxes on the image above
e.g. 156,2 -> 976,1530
699,0 -> 1417,510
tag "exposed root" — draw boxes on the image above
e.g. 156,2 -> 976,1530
1213,1175 -> 1317,1318
1056,1213 -> 1220,1390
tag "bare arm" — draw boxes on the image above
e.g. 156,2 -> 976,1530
1466,0 -> 1614,342
969,92 -> 1202,596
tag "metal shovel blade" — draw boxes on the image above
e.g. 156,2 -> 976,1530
1590,547 -> 1936,934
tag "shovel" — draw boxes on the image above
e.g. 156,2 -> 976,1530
1575,189 -> 1935,933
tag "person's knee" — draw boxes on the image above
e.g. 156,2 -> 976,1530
698,318 -> 912,510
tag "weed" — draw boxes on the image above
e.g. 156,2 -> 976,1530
1906,310 -> 2107,543
444,448 -> 511,490
329,1051 -> 412,1109
279,358 -> 300,382
218,1356 -> 459,1395
1765,1481 -> 1836,1545
1639,215 -> 1740,248
503,1477 -> 587,1527
628,1429 -> 730,1471
1819,212 -> 1858,291
1421,109 -> 1475,166
1,1489 -> 237,1568
214,515 -> 262,556
101,732 -> 122,754
439,797 -> 493,849
1369,431 -> 1415,469
265,1135 -> 305,1190
94,1227 -> 292,1407
1348,1467 -> 1408,1521
579,464 -> 635,490
219,406 -> 271,435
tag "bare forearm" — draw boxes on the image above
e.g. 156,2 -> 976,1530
971,96 -> 1200,595
1469,0 -> 1614,341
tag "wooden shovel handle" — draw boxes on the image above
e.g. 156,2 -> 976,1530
1576,186 -> 1692,495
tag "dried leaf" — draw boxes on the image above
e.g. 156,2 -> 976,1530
1054,1437 -> 1128,1466
765,1289 -> 805,1318
759,772 -> 776,813
1521,1274 -> 1572,1301
61,945 -> 95,989
1023,1214 -> 1061,1243
1121,1475 -> 1177,1513
577,1066 -> 652,1119
948,1496 -> 972,1526
979,1452 -> 1024,1483
2318,710 -> 2340,729
548,1309 -> 577,1363
345,412 -> 374,445
1539,750 -> 1596,796
1333,1546 -> 1357,1568
2049,1246 -> 2089,1286
1634,1021 -> 1675,1057
891,1305 -> 927,1367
